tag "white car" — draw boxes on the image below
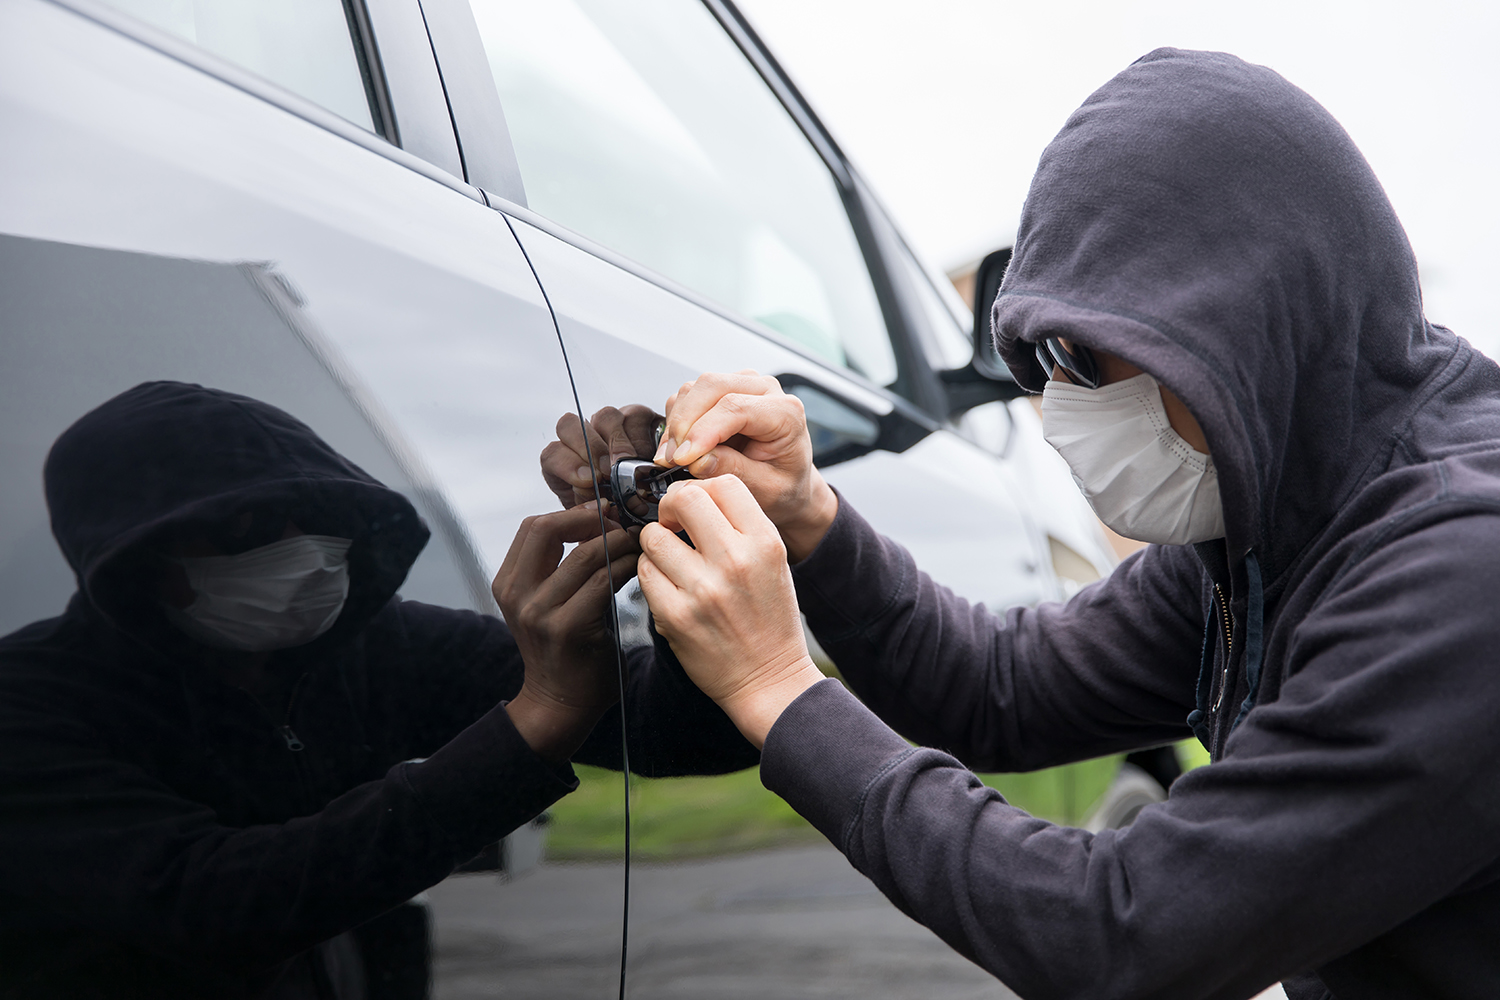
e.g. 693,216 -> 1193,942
0,0 -> 1116,995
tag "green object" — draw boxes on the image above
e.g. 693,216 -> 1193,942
547,741 -> 1205,861
546,765 -> 822,861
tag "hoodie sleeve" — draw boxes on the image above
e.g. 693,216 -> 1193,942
0,649 -> 574,975
791,498 -> 1204,771
378,599 -> 758,776
765,509 -> 1500,999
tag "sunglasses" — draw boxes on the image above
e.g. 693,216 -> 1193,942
1035,337 -> 1101,390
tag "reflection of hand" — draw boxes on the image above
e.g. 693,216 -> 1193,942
656,372 -> 837,562
636,476 -> 824,749
495,502 -> 640,762
541,405 -> 663,510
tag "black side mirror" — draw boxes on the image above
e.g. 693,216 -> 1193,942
970,246 -> 1014,381
779,376 -> 937,468
937,247 -> 1023,418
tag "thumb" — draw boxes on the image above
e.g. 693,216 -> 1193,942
685,443 -> 754,481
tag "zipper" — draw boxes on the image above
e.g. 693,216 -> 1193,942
1210,583 -> 1234,712
280,670 -> 316,813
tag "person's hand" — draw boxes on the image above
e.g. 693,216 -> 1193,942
655,372 -> 837,562
494,501 -> 640,762
540,405 -> 663,510
636,476 -> 824,748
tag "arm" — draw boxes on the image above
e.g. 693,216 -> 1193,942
0,505 -> 631,975
657,495 -> 1500,998
0,654 -> 572,975
790,495 -> 1204,770
646,371 -> 1204,767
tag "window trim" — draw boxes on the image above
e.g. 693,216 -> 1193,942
416,0 -> 527,204
342,0 -> 399,142
363,0 -> 466,177
44,0 -> 484,203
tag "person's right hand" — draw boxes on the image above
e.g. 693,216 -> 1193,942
540,405 -> 662,510
493,501 -> 640,762
654,372 -> 838,562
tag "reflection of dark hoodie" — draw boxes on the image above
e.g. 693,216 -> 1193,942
763,50 -> 1500,999
0,382 -> 752,998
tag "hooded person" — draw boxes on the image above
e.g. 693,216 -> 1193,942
0,381 -> 754,999
589,48 -> 1500,1000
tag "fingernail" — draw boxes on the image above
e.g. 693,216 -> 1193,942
695,453 -> 718,477
654,437 -> 675,464
582,498 -> 601,510
671,441 -> 693,464
575,466 -> 594,485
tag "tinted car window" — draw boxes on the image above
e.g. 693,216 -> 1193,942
471,0 -> 898,387
897,244 -> 974,372
95,0 -> 379,130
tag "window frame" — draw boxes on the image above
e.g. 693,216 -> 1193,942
45,0 -> 480,201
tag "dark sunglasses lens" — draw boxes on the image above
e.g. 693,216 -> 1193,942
1037,338 -> 1100,389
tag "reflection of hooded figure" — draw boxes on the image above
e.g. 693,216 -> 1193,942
0,382 -> 751,998
760,50 -> 1500,998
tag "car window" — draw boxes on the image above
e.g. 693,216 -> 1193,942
896,244 -> 974,372
469,0 -> 899,388
95,0 -> 379,131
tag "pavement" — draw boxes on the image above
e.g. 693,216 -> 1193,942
429,843 -> 1020,1000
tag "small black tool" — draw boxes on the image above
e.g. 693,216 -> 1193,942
605,458 -> 695,527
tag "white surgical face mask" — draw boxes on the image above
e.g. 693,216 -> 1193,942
1041,372 -> 1225,545
161,535 -> 352,652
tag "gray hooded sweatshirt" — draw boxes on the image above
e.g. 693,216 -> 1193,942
760,48 -> 1500,1000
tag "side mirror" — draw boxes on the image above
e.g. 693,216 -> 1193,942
969,247 -> 1014,382
938,246 -> 1024,418
780,376 -> 936,468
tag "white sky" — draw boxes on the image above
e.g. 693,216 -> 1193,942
735,0 -> 1500,358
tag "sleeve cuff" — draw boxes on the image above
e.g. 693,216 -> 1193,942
759,678 -> 915,852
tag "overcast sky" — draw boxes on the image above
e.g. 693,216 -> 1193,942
735,0 -> 1499,358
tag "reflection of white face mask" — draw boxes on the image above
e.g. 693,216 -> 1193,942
162,535 -> 352,652
1041,373 -> 1225,545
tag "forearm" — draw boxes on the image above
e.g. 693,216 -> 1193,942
759,680 -> 1491,1000
791,499 -> 1197,770
3,701 -> 573,971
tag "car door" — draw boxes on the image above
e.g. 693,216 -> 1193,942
420,0 -> 1104,994
0,0 -> 628,993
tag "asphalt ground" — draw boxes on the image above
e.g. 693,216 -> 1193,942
429,843 -> 1019,1000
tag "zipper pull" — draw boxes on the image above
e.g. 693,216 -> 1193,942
279,725 -> 305,752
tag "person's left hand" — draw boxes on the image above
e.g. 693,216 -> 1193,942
494,501 -> 640,762
540,405 -> 663,510
636,475 -> 824,748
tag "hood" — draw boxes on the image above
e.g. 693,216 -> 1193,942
993,48 -> 1454,578
44,381 -> 429,648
